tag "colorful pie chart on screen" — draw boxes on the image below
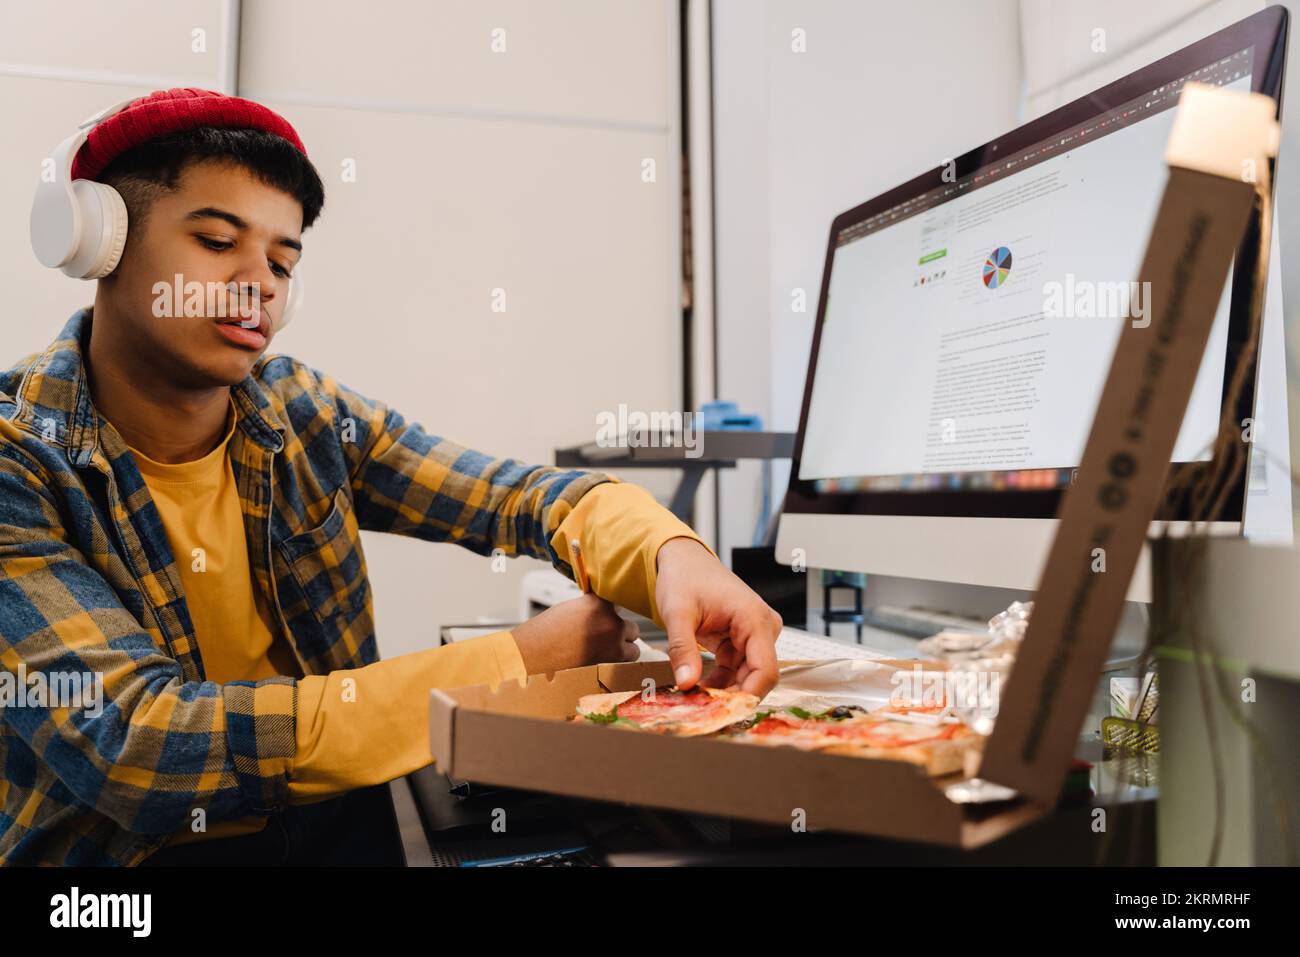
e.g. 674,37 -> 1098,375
982,246 -> 1013,289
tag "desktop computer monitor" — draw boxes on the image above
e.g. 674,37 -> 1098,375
776,8 -> 1288,601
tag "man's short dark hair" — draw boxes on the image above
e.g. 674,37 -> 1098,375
98,126 -> 326,238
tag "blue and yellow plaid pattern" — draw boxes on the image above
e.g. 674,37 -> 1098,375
0,307 -> 609,865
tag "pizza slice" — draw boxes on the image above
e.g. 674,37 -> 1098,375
730,706 -> 873,751
820,717 -> 982,777
573,684 -> 759,736
733,705 -> 981,776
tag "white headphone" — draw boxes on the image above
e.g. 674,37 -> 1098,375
30,96 -> 303,331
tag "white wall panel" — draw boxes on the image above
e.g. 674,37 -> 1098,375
0,0 -> 231,85
239,0 -> 670,129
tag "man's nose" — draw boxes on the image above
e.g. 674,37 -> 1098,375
228,272 -> 275,310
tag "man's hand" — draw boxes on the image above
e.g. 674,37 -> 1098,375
654,538 -> 781,698
510,593 -> 640,675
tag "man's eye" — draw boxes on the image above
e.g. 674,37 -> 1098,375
198,235 -> 291,278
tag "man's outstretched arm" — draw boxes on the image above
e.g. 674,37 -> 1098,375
308,366 -> 781,697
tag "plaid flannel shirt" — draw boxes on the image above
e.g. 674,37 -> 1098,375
0,307 -> 610,865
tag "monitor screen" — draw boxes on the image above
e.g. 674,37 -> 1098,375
783,7 -> 1288,524
798,50 -> 1252,498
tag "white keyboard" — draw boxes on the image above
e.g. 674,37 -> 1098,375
773,627 -> 898,661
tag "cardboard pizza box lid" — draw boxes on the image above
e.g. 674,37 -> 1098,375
978,83 -> 1276,803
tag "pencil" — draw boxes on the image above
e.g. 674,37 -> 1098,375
570,537 -> 591,594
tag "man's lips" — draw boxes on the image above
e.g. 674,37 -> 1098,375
215,308 -> 269,348
215,310 -> 269,337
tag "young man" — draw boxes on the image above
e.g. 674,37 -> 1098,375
1,88 -> 781,866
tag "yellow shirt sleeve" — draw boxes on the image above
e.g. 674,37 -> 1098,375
286,630 -> 526,804
547,481 -> 714,627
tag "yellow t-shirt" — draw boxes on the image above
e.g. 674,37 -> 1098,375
128,399 -> 529,843
128,398 -> 297,683
127,396 -> 707,845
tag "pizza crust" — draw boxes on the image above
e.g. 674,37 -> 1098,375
824,730 -> 984,777
575,689 -> 641,717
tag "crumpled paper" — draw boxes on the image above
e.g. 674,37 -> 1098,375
764,601 -> 1035,734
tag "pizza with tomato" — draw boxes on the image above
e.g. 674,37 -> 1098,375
732,705 -> 980,776
573,684 -> 760,736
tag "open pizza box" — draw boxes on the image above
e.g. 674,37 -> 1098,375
429,85 -> 1274,848
430,656 -> 1053,847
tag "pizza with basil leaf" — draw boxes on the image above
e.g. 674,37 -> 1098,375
732,705 -> 981,776
573,684 -> 759,736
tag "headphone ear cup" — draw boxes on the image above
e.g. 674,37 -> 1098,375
277,270 -> 303,332
91,182 -> 128,278
64,180 -> 128,279
30,178 -> 80,270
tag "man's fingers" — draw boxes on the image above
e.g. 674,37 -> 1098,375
621,617 -> 641,644
701,664 -> 737,689
740,653 -> 777,697
734,662 -> 757,693
732,611 -> 780,698
614,617 -> 639,661
709,658 -> 754,693
711,638 -> 742,670
700,638 -> 740,688
662,608 -> 702,689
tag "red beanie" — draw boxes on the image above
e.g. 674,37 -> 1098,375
71,87 -> 308,182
